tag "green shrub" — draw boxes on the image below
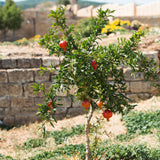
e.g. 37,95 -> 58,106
23,138 -> 46,149
122,110 -> 160,134
157,128 -> 160,142
48,124 -> 85,145
0,153 -> 15,160
115,133 -> 136,142
28,142 -> 160,160
75,17 -> 109,38
29,144 -> 86,160
29,151 -> 56,160
104,144 -> 160,160
131,20 -> 142,30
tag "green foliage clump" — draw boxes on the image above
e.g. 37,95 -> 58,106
0,153 -> 15,160
115,133 -> 136,142
48,124 -> 85,145
101,18 -> 128,35
29,143 -> 160,160
104,144 -> 160,160
23,138 -> 46,149
58,0 -> 70,6
75,17 -> 109,38
29,144 -> 86,160
131,20 -> 142,30
116,110 -> 160,142
122,110 -> 160,134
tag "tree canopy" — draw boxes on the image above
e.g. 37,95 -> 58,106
0,0 -> 23,40
58,0 -> 70,6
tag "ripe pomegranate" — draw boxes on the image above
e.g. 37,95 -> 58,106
93,64 -> 98,70
81,99 -> 90,110
47,101 -> 53,110
91,60 -> 96,66
59,40 -> 67,51
102,109 -> 113,121
91,60 -> 98,70
96,101 -> 103,109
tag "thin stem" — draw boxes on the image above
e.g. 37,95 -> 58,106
85,104 -> 93,160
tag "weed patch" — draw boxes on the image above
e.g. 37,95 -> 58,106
23,138 -> 46,149
29,144 -> 85,160
48,124 -> 85,145
104,143 -> 160,160
122,110 -> 160,134
115,133 -> 136,142
0,153 -> 15,160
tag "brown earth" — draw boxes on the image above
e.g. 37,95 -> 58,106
0,34 -> 160,58
0,33 -> 160,159
0,96 -> 160,159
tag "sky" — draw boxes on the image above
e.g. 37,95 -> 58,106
0,0 -> 159,5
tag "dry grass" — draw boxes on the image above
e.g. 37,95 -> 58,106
0,96 -> 160,159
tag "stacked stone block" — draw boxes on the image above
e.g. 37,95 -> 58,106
0,51 -> 160,126
0,57 -> 86,126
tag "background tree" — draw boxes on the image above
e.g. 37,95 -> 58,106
0,0 -> 23,41
58,0 -> 70,6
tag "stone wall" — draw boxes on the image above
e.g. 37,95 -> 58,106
80,1 -> 160,18
0,50 -> 160,126
0,56 -> 86,126
0,10 -> 78,42
114,16 -> 160,27
92,3 -> 136,17
136,1 -> 160,16
1,1 -> 160,42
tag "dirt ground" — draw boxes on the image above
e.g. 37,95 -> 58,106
0,33 -> 160,158
0,34 -> 160,58
0,96 -> 160,158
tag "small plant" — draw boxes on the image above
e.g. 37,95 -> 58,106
75,16 -> 110,38
0,153 -> 15,160
122,110 -> 160,134
29,144 -> 86,160
23,138 -> 46,149
115,133 -> 136,142
14,37 -> 29,46
131,20 -> 142,30
48,124 -> 85,145
104,143 -> 160,160
101,18 -> 132,35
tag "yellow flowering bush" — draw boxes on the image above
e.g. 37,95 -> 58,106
138,24 -> 149,32
101,24 -> 124,34
15,37 -> 29,45
101,18 -> 149,35
33,35 -> 41,41
14,35 -> 42,46
112,18 -> 121,26
120,20 -> 130,27
101,18 -> 127,35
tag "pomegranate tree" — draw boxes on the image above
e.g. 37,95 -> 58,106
34,6 -> 160,160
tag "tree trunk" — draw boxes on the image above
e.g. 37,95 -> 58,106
2,29 -> 7,42
85,104 -> 93,160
